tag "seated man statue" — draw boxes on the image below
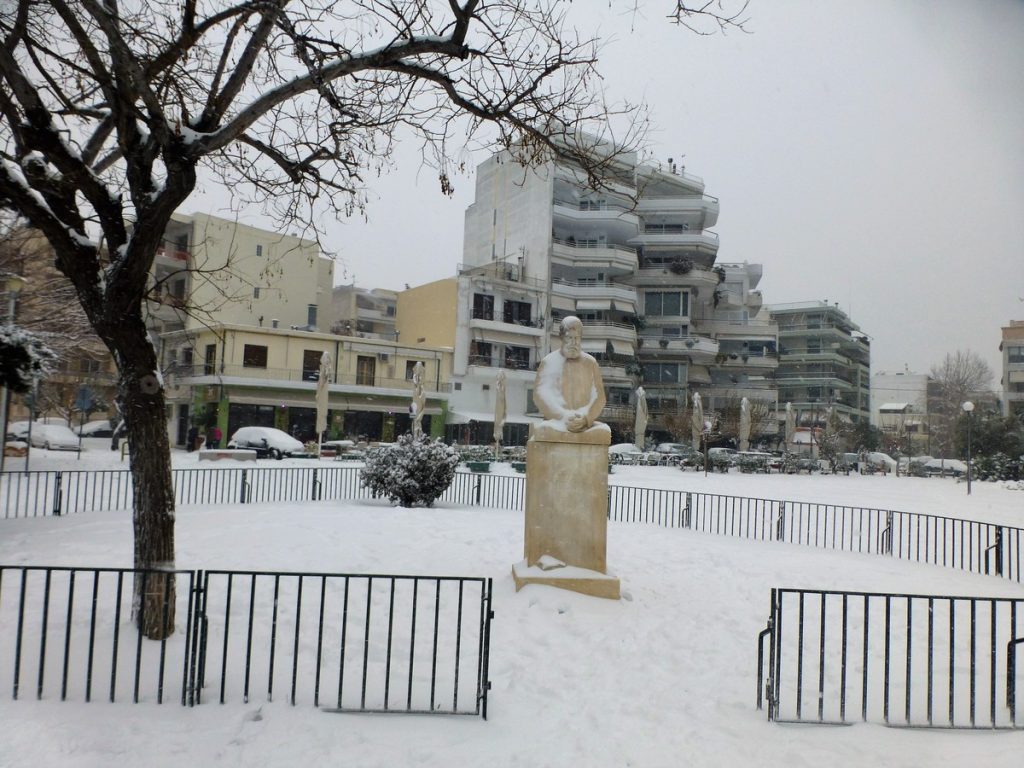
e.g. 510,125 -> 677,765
534,315 -> 606,433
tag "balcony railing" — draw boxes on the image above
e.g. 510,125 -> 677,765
551,237 -> 636,255
168,364 -> 449,392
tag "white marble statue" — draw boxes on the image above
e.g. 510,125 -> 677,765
634,386 -> 648,451
739,396 -> 751,452
533,316 -> 606,433
691,391 -> 704,451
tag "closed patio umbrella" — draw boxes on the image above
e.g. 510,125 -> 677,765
634,386 -> 648,451
315,351 -> 331,454
691,392 -> 704,452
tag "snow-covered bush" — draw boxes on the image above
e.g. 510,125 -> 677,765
456,444 -> 493,463
360,434 -> 460,507
974,453 -> 1022,482
0,324 -> 56,392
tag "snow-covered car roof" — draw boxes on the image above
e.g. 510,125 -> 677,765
77,419 -> 113,436
228,427 -> 304,453
609,443 -> 643,454
30,423 -> 81,449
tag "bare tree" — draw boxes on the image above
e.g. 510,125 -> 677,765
0,0 -> 713,637
928,350 -> 993,458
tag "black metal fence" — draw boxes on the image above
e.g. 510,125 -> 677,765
756,588 -> 1024,729
3,468 -> 1022,587
0,564 -> 493,716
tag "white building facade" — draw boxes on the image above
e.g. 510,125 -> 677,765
449,145 -> 777,443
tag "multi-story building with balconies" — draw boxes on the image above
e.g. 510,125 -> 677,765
1000,320 -> 1024,418
769,301 -> 871,426
161,323 -> 451,446
401,143 -> 777,443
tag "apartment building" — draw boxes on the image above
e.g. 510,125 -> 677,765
400,142 -> 777,443
150,213 -> 334,337
329,285 -> 398,340
769,302 -> 871,426
1000,320 -> 1024,418
161,323 -> 451,447
396,265 -> 543,444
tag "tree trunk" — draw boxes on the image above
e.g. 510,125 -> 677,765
115,320 -> 177,640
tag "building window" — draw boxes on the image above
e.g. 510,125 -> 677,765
302,349 -> 322,381
607,388 -> 631,406
307,304 -> 317,327
644,290 -> 688,317
356,355 -> 376,386
472,293 -> 494,321
204,343 -> 217,375
253,287 -> 261,299
503,300 -> 532,326
243,344 -> 267,368
525,388 -> 537,413
469,341 -> 493,367
405,361 -> 422,380
504,345 -> 530,370
256,244 -> 263,257
642,362 -> 682,384
1008,346 -> 1024,364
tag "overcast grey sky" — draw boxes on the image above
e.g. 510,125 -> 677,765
189,0 -> 1024,379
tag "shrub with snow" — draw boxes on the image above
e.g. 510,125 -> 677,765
360,434 -> 460,507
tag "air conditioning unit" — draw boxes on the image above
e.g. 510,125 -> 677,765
377,353 -> 389,362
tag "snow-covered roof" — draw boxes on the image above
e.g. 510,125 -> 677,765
879,402 -> 910,412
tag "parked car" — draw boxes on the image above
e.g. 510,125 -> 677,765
609,443 -> 646,464
28,423 -> 81,451
76,419 -> 114,438
654,442 -> 704,467
707,447 -> 738,465
227,427 -> 305,459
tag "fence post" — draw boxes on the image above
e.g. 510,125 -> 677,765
882,511 -> 894,555
996,527 -> 1005,577
311,468 -> 320,502
683,492 -> 692,528
775,502 -> 785,541
474,476 -> 482,506
239,468 -> 248,504
52,472 -> 64,516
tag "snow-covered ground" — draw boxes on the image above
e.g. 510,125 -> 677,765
1,445 -> 1023,767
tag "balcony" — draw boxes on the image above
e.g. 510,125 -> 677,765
553,199 -> 639,241
558,321 -> 637,347
629,228 -> 719,253
154,244 -> 189,263
469,315 -> 545,338
629,265 -> 721,293
550,238 -> 638,275
170,364 -> 450,393
637,195 -> 720,229
638,334 -> 718,359
550,279 -> 637,313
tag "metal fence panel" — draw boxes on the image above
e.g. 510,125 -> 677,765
759,588 -> 1024,729
196,570 -> 492,715
0,566 -> 197,705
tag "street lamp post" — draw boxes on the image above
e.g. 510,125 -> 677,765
0,274 -> 27,474
962,401 -> 974,495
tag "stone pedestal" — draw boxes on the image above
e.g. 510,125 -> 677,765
514,422 -> 619,600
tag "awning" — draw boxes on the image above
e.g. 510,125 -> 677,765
1010,371 -> 1024,383
576,299 -> 612,311
581,340 -> 606,353
550,294 -> 575,311
609,340 -> 634,355
447,410 -> 541,425
879,402 -> 910,413
611,299 -> 636,313
228,393 -> 442,415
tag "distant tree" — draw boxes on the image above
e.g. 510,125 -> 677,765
928,350 -> 994,458
954,410 -> 1023,460
847,421 -> 882,453
716,395 -> 772,445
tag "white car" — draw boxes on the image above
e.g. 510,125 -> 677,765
76,419 -> 114,437
227,427 -> 305,459
28,423 -> 82,451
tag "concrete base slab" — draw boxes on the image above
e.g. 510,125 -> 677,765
512,560 -> 621,600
